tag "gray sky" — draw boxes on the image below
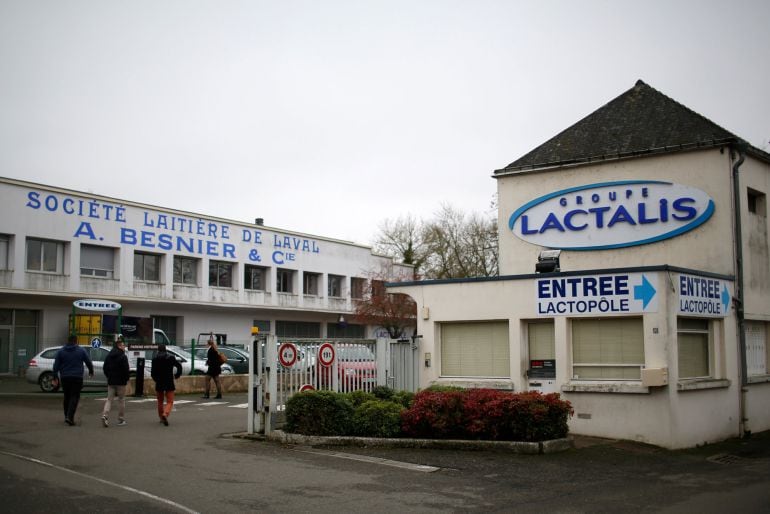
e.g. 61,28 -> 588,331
2,0 -> 768,245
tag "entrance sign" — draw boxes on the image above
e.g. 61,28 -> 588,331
278,343 -> 298,367
509,181 -> 715,250
677,273 -> 731,317
73,299 -> 122,312
536,272 -> 658,316
318,342 -> 336,367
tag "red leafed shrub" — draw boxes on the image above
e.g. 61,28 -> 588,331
401,389 -> 573,442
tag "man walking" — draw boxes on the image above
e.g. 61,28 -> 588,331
102,335 -> 130,427
53,335 -> 94,426
151,344 -> 182,426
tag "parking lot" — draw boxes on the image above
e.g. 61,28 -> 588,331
1,375 -> 769,513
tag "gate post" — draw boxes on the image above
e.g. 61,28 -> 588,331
265,334 -> 278,436
376,338 -> 387,386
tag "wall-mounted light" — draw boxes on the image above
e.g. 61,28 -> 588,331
535,249 -> 561,273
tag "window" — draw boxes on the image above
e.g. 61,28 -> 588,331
277,269 -> 294,293
245,265 -> 266,291
134,252 -> 160,281
276,320 -> 320,338
528,321 -> 555,378
328,274 -> 344,297
677,318 -> 711,379
80,244 -> 115,278
252,319 -> 271,334
0,234 -> 9,270
747,188 -> 766,216
441,321 -> 510,377
209,260 -> 233,288
351,277 -> 367,299
372,279 -> 385,297
572,317 -> 644,380
303,272 -> 320,295
746,321 -> 768,376
26,238 -> 63,273
328,323 -> 365,339
173,256 -> 198,285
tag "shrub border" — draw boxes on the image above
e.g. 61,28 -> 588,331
266,430 -> 573,454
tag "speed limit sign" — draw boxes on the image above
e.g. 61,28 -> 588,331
318,342 -> 336,367
278,343 -> 298,367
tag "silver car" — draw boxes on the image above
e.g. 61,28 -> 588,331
26,345 -> 112,393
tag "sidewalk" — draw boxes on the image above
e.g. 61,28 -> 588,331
0,375 -> 43,394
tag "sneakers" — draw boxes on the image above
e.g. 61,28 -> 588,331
101,415 -> 109,427
161,415 -> 169,426
117,420 -> 127,426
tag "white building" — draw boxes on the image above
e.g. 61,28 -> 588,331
390,81 -> 770,448
0,177 -> 412,372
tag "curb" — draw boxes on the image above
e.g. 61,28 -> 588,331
235,430 -> 574,454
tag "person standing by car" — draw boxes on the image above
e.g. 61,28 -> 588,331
151,344 -> 182,426
202,333 -> 223,399
52,335 -> 94,426
101,335 -> 130,427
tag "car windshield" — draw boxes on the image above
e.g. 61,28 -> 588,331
166,345 -> 193,360
337,345 -> 375,361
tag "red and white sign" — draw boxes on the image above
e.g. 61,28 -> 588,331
318,343 -> 336,367
278,343 -> 298,367
299,384 -> 315,392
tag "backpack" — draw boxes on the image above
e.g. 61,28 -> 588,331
218,351 -> 227,364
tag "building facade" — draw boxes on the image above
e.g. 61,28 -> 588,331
390,81 -> 770,448
0,177 -> 412,373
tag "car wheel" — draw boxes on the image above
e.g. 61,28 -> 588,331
39,372 -> 60,393
221,365 -> 234,375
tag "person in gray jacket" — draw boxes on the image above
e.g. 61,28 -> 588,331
101,335 -> 130,427
53,335 -> 94,426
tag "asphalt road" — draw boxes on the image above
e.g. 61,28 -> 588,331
1,383 -> 769,513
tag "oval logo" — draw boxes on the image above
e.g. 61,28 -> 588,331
73,299 -> 122,312
508,180 -> 714,250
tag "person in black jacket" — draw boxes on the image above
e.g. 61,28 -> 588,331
101,335 -> 130,427
202,333 -> 223,399
52,335 -> 94,426
151,344 -> 182,426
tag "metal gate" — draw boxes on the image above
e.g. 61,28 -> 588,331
248,335 -> 419,435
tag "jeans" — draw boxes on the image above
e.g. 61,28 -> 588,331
61,376 -> 84,422
102,384 -> 127,421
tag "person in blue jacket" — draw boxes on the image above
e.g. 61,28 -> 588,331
53,335 -> 94,426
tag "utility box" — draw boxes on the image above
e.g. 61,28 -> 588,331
641,367 -> 668,387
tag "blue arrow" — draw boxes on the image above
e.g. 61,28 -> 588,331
634,275 -> 656,309
721,286 -> 731,314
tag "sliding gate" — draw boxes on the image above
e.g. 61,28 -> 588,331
248,335 -> 419,435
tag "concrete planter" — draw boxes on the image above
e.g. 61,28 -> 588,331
126,373 -> 250,396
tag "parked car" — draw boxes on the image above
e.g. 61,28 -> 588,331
142,345 -> 233,376
184,345 -> 250,374
26,345 -> 113,393
317,344 -> 376,389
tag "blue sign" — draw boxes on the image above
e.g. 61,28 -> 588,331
509,181 -> 715,250
536,272 -> 658,316
677,273 -> 731,317
91,337 -> 102,348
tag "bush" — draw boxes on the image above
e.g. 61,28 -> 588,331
371,385 -> 395,401
390,390 -> 415,409
344,390 -> 377,407
401,389 -> 573,442
352,400 -> 404,438
284,391 -> 354,436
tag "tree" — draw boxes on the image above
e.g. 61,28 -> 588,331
374,203 -> 498,279
352,267 -> 416,339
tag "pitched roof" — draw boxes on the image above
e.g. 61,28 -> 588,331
494,80 -> 761,175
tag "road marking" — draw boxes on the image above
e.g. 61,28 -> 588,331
293,448 -> 440,473
228,403 -> 248,409
198,401 -> 229,406
0,450 -> 200,513
172,400 -> 196,404
128,398 -> 157,403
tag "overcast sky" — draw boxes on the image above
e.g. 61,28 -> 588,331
1,1 -> 768,246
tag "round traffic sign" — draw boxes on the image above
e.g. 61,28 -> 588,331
299,384 -> 315,392
318,342 -> 336,367
91,337 -> 102,348
278,342 -> 298,367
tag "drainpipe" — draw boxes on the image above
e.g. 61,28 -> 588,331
731,143 -> 749,438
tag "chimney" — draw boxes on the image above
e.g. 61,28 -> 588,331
255,218 -> 264,226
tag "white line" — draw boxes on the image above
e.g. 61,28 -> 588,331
293,448 -> 440,473
228,403 -> 248,409
172,400 -> 196,404
198,401 -> 228,406
0,450 -> 199,513
128,398 -> 157,403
